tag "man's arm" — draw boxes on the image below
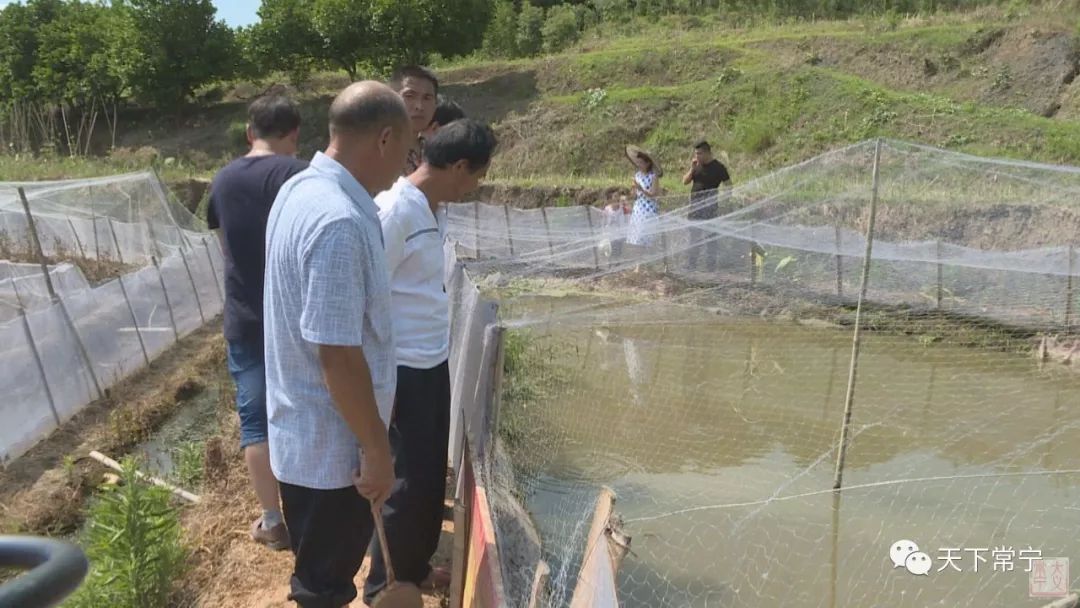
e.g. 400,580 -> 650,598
318,345 -> 393,505
682,158 -> 698,186
299,220 -> 394,504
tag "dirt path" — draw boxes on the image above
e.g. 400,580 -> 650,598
181,393 -> 453,608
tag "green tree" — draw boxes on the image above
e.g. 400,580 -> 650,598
482,0 -> 519,58
250,0 -> 323,84
516,2 -> 545,57
121,0 -> 237,109
541,4 -> 580,53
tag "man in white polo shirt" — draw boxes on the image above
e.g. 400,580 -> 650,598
364,119 -> 497,603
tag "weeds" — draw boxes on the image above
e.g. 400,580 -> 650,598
582,87 -> 609,110
65,458 -> 187,608
171,440 -> 205,491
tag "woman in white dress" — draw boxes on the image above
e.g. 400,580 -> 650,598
625,145 -> 663,248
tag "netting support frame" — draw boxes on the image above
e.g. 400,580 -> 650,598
65,218 -> 86,260
201,236 -> 224,305
177,229 -> 207,325
582,205 -> 601,271
17,306 -> 60,427
106,218 -> 124,265
17,187 -> 58,301
502,204 -> 516,256
152,256 -> 181,343
1066,243 -> 1075,333
117,274 -> 151,367
833,138 -> 883,491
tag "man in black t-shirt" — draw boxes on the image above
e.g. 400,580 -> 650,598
682,140 -> 732,272
206,94 -> 308,551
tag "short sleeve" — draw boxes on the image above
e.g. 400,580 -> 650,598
298,220 -> 366,346
716,162 -> 731,184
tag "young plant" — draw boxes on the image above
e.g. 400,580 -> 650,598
66,458 -> 187,608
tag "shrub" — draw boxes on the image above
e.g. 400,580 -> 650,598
516,3 -> 545,57
482,0 -> 518,58
542,5 -> 581,54
227,121 -> 249,153
66,458 -> 187,608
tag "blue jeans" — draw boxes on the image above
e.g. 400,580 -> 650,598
227,338 -> 267,449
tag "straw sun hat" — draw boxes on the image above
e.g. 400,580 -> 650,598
625,144 -> 663,177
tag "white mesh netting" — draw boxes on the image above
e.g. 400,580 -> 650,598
445,140 -> 1080,607
0,172 -> 223,465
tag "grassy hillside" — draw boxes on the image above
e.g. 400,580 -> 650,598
4,4 -> 1080,194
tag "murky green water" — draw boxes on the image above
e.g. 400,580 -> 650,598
499,302 -> 1080,607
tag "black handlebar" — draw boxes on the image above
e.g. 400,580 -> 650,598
0,536 -> 88,608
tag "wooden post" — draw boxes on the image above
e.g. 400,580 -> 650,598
569,487 -> 620,608
18,306 -> 60,426
936,240 -> 944,310
17,187 -> 57,301
527,561 -> 551,608
66,217 -> 87,260
834,223 -> 843,299
540,206 -> 555,255
178,243 -> 206,324
1066,244 -> 1075,334
502,204 -> 515,256
117,274 -> 150,366
473,201 -> 481,259
583,205 -> 601,271
449,442 -> 475,608
833,138 -> 882,491
201,237 -> 224,304
152,255 -> 180,342
106,217 -> 125,264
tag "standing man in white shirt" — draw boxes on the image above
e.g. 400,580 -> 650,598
363,119 -> 498,604
263,81 -> 411,608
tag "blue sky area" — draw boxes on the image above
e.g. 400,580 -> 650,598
0,0 -> 260,27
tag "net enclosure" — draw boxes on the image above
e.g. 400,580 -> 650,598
444,139 -> 1080,607
0,171 -> 223,465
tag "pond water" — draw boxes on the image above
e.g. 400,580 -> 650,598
499,304 -> 1080,607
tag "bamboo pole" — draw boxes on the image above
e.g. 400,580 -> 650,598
106,218 -> 125,264
17,188 -> 57,301
18,306 -> 60,426
1066,243 -> 1075,334
20,186 -> 103,399
834,223 -> 843,299
88,451 -> 200,504
540,206 -> 555,255
201,237 -> 224,304
502,204 -> 515,256
177,228 -> 206,324
152,256 -> 180,342
583,205 -> 601,271
936,239 -> 944,310
66,217 -> 86,260
833,138 -> 882,491
117,274 -> 150,366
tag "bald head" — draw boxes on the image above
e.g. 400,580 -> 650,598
328,81 -> 409,138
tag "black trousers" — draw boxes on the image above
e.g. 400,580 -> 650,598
280,481 -> 374,608
364,360 -> 451,604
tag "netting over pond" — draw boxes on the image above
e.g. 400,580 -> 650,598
444,140 -> 1080,607
0,172 -> 223,465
